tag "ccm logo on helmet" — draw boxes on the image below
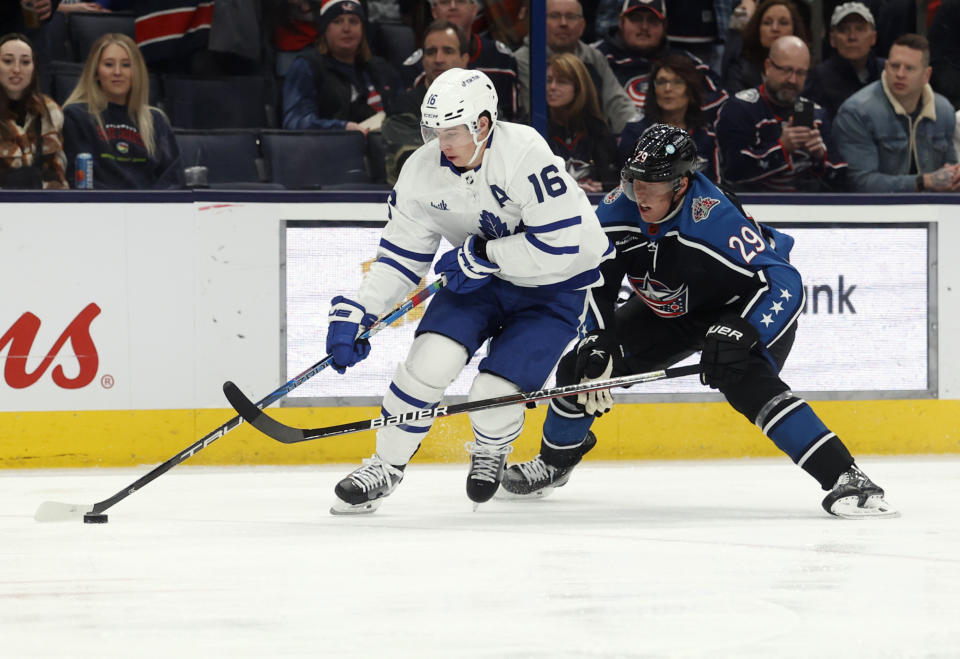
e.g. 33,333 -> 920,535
706,324 -> 744,340
461,74 -> 481,86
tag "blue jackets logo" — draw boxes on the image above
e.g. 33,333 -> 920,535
628,272 -> 689,317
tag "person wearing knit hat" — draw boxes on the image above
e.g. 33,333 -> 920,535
317,0 -> 365,33
282,0 -> 402,135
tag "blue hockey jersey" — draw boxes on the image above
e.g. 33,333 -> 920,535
594,172 -> 803,352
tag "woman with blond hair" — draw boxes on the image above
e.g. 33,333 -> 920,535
62,33 -> 182,189
545,52 -> 618,193
0,33 -> 67,189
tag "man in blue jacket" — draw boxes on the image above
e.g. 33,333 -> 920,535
833,33 -> 960,193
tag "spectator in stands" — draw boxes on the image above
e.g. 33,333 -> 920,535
481,0 -> 528,50
515,0 -> 638,132
62,33 -> 183,188
716,35 -> 846,192
928,0 -> 960,110
662,0 -> 728,73
546,52 -> 619,192
805,2 -> 883,121
593,0 -> 727,125
833,34 -> 960,192
269,0 -> 318,76
619,54 -> 719,182
402,0 -> 519,120
2,2 -> 61,35
722,0 -> 808,95
57,1 -> 110,14
382,20 -> 470,183
282,0 -> 401,133
955,109 -> 960,156
133,1 -> 212,75
0,33 -> 67,188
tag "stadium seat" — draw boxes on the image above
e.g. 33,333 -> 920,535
173,129 -> 279,189
163,76 -> 275,129
67,11 -> 136,61
260,130 -> 372,189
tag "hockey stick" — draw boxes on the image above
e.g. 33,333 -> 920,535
224,363 -> 702,445
34,278 -> 446,523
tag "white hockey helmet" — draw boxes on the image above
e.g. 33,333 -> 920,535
420,68 -> 499,151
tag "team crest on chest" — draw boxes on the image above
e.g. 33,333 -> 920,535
692,196 -> 720,222
629,272 -> 689,317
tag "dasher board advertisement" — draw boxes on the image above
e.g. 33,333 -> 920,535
283,222 -> 931,403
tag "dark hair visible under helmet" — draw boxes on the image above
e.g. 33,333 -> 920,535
621,123 -> 697,187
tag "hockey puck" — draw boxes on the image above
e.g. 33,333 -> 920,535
83,513 -> 108,524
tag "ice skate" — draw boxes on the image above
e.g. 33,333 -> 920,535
330,454 -> 405,515
821,464 -> 899,519
465,441 -> 513,507
500,432 -> 597,499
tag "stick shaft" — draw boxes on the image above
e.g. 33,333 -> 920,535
225,363 -> 701,445
43,279 -> 446,518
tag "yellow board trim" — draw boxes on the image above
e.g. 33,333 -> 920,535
2,400 -> 958,469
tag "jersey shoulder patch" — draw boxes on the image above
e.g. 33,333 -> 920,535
403,48 -> 423,67
692,196 -> 721,222
494,40 -> 514,56
603,186 -> 623,205
734,88 -> 760,103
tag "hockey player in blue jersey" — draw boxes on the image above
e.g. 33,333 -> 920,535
501,123 -> 898,519
325,68 -> 612,514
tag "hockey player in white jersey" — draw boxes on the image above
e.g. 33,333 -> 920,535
325,68 -> 613,514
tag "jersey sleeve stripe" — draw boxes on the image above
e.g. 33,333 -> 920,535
376,256 -> 422,285
526,215 -> 582,234
379,238 -> 434,262
672,232 -> 754,277
524,232 -> 579,255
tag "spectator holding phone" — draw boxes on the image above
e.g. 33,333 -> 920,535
833,34 -> 960,193
716,35 -> 846,192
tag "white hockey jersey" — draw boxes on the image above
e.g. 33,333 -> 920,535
357,121 -> 613,317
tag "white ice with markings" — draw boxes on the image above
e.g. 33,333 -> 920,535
3,456 -> 959,658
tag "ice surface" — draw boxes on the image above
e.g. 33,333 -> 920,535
3,457 -> 959,658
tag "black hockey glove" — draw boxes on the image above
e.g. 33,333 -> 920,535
574,330 -> 623,417
699,316 -> 759,389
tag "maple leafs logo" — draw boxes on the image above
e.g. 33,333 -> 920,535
479,210 -> 510,239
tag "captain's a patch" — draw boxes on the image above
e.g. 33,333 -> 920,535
692,196 -> 721,222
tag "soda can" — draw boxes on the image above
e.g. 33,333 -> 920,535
75,153 -> 93,189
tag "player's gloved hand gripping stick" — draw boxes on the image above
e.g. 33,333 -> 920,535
224,364 -> 702,444
33,278 -> 447,524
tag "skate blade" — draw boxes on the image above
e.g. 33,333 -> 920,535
495,487 -> 554,501
329,498 -> 383,515
829,495 -> 900,519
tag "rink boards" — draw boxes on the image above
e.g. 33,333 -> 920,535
1,191 -> 958,467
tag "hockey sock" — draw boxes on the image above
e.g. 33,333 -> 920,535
756,391 -> 854,489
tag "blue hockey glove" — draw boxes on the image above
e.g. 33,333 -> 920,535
574,330 -> 623,417
326,296 -> 378,374
699,315 -> 759,389
434,235 -> 499,294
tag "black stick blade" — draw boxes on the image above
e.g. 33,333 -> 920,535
222,381 -> 308,444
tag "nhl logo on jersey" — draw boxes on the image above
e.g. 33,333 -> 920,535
603,186 -> 622,205
692,196 -> 720,222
